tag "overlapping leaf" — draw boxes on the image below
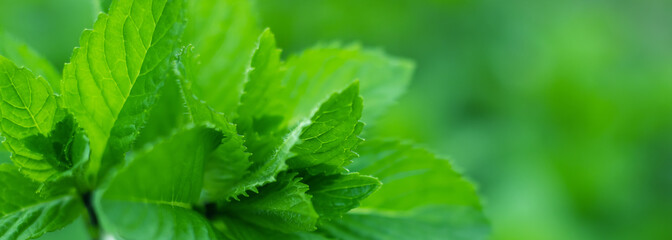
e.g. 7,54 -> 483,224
223,173 -> 319,233
0,164 -> 84,240
62,0 -> 187,183
213,216 -> 328,240
321,206 -> 489,240
0,32 -> 61,94
282,44 -> 413,125
95,126 -> 220,239
225,29 -> 294,200
0,55 -> 59,181
173,47 -> 251,202
320,139 -> 490,239
305,173 -> 381,221
237,30 -> 414,130
287,81 -> 364,175
183,0 -> 261,114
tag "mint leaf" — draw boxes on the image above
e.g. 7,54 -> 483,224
320,139 -> 489,239
62,0 -> 187,183
224,30 -> 299,200
0,32 -> 62,94
24,116 -> 80,172
95,126 -> 220,239
287,81 -> 364,175
184,0 -> 261,114
237,29 -> 287,133
217,122 -> 302,200
321,206 -> 489,240
132,73 -> 186,148
238,30 -> 413,130
305,173 -> 381,221
0,146 -> 9,165
35,126 -> 91,198
0,164 -> 84,240
0,55 -> 59,181
98,0 -> 112,12
213,216 -> 329,240
35,217 -> 90,240
134,44 -> 253,202
352,140 -> 482,210
224,172 -> 319,233
172,46 -> 252,202
282,44 -> 414,126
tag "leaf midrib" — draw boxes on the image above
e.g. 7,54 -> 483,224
1,194 -> 74,218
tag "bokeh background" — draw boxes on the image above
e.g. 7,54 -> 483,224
1,0 -> 671,239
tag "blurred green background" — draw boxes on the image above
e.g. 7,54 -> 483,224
1,0 -> 671,239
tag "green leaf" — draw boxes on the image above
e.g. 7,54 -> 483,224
35,217 -> 90,240
172,46 -> 252,202
224,173 -> 319,233
213,216 -> 329,240
133,45 -> 252,202
238,30 -> 413,130
220,120 -> 305,201
0,164 -> 84,240
62,0 -> 187,184
95,126 -> 220,239
287,81 -> 364,175
35,127 -> 91,198
0,31 -> 62,94
221,30 -> 290,200
237,29 -> 287,135
184,0 -> 261,114
321,139 -> 489,239
351,140 -> 482,210
24,116 -> 82,172
320,206 -> 489,240
0,55 -> 59,181
132,72 -> 186,148
98,0 -> 113,12
0,147 -> 9,165
305,173 -> 381,221
282,44 -> 413,126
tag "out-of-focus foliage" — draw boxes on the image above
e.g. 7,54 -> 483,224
1,0 -> 670,239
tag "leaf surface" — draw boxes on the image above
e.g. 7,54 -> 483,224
220,30 -> 292,200
287,81 -> 364,175
0,164 -> 84,240
133,45 -> 252,202
282,45 -> 413,126
238,30 -> 413,130
321,206 -> 489,240
173,47 -> 252,201
95,126 -> 220,239
320,139 -> 490,239
305,173 -> 381,221
0,32 -> 61,94
0,55 -> 59,181
351,140 -> 482,210
224,173 -> 319,233
183,0 -> 261,114
213,216 -> 329,240
35,217 -> 90,240
62,0 -> 187,183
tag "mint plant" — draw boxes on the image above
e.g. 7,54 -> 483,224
0,0 -> 488,239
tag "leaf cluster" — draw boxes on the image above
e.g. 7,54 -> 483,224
0,0 -> 488,239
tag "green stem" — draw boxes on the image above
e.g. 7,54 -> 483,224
82,192 -> 101,239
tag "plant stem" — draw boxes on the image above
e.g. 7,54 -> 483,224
82,192 -> 101,239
